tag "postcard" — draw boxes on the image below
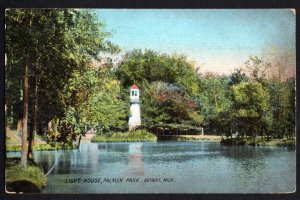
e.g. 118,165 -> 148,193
4,8 -> 296,194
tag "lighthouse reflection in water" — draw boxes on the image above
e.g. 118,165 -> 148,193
127,143 -> 144,176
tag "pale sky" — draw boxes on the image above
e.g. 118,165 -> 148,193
96,9 -> 295,75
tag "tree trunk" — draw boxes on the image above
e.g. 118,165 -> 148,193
17,118 -> 22,131
20,13 -> 32,168
20,48 -> 30,168
77,135 -> 82,148
28,78 -> 38,159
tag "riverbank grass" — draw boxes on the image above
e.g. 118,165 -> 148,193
220,137 -> 295,147
91,129 -> 157,142
5,158 -> 47,193
6,143 -> 75,152
158,135 -> 222,141
6,127 -> 75,152
247,138 -> 296,147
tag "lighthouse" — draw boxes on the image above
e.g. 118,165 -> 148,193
128,84 -> 141,130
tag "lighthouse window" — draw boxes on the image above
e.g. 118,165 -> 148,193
134,91 -> 138,96
131,90 -> 134,96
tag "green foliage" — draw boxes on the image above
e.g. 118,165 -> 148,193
5,9 -> 120,147
91,129 -> 157,142
5,8 -> 295,147
61,66 -> 129,136
264,78 -> 295,138
6,144 -> 23,152
199,74 -> 232,134
232,81 -> 272,137
198,58 -> 295,139
117,49 -> 201,97
228,69 -> 248,86
117,50 -> 202,128
141,81 -> 202,126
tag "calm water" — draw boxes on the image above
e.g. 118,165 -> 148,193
7,141 -> 296,193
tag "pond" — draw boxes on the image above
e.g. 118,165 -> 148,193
7,141 -> 296,193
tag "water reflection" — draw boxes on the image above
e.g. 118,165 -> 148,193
6,141 -> 296,193
126,143 -> 144,176
219,146 -> 267,189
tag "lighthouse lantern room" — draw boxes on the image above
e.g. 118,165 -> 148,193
128,84 -> 141,130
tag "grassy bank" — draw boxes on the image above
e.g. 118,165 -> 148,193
220,137 -> 296,147
5,158 -> 47,193
6,128 -> 76,152
6,143 -> 75,152
157,135 -> 222,141
91,129 -> 157,142
246,138 -> 296,147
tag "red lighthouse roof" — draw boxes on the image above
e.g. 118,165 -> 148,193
130,84 -> 139,89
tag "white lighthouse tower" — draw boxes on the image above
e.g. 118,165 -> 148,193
128,84 -> 141,130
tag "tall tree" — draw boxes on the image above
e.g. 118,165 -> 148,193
265,78 -> 295,139
60,65 -> 129,140
5,9 -> 34,167
200,74 -> 232,135
117,49 -> 201,97
232,81 -> 272,139
5,9 -> 119,166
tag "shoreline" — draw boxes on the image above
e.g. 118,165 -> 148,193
6,135 -> 295,153
157,135 -> 222,141
221,137 -> 296,147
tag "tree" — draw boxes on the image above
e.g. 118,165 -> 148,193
142,81 -> 202,127
265,78 -> 295,139
61,66 -> 129,140
6,9 -> 35,167
228,69 -> 248,86
199,74 -> 232,135
5,9 -> 119,167
232,81 -> 272,139
117,49 -> 201,97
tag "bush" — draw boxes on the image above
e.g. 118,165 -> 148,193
91,129 -> 157,142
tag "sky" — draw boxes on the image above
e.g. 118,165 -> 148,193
96,9 -> 295,74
